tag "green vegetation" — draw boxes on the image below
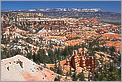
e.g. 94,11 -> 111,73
94,63 -> 121,81
1,35 -> 121,81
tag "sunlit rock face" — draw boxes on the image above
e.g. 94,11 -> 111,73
1,55 -> 56,81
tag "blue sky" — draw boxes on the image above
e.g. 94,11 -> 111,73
1,1 -> 121,13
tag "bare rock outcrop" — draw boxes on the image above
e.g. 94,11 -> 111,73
1,55 -> 56,81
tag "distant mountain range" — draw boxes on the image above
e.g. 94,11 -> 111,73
2,8 -> 102,12
2,8 -> 121,24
